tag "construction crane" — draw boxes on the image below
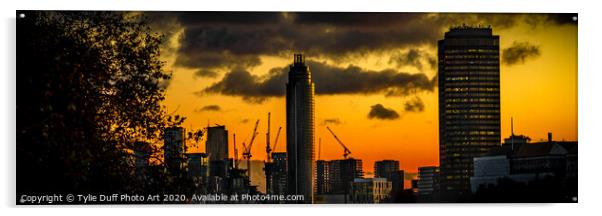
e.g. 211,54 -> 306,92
317,137 -> 322,160
271,127 -> 282,153
326,126 -> 352,159
265,113 -> 271,162
242,119 -> 260,175
233,133 -> 238,168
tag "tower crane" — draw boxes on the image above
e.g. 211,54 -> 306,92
266,113 -> 271,162
233,133 -> 238,168
265,112 -> 284,162
271,127 -> 282,154
242,119 -> 260,175
326,126 -> 352,159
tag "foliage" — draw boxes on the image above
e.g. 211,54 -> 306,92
16,11 -> 195,195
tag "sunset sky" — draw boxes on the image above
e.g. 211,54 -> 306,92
144,12 -> 577,180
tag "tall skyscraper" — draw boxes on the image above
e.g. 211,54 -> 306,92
206,125 -> 229,179
206,125 -> 229,162
286,53 -> 315,203
438,25 -> 501,199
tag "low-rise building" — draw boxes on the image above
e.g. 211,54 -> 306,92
349,178 -> 392,203
417,166 -> 440,202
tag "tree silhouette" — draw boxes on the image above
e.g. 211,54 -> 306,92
17,11 -> 193,197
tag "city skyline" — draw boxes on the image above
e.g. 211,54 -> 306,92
15,10 -> 579,204
154,12 -> 577,177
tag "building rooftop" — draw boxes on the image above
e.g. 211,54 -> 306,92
484,145 -> 514,157
515,142 -> 572,157
445,24 -> 494,37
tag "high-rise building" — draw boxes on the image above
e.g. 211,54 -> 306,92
206,125 -> 229,162
316,159 -> 364,197
374,160 -> 404,200
164,127 -> 186,173
268,152 -> 288,196
206,125 -> 229,180
286,53 -> 315,203
438,25 -> 501,199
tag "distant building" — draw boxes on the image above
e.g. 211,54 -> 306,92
206,125 -> 229,162
316,160 -> 330,195
438,25 -> 501,199
187,153 -> 209,178
314,158 -> 363,203
470,133 -> 578,193
503,134 -> 531,152
417,166 -> 440,202
374,160 -> 404,201
164,127 -> 186,173
470,154 -> 510,193
411,179 -> 419,194
266,152 -> 288,195
286,53 -> 315,203
134,141 -> 151,175
209,160 -> 230,178
328,158 -> 363,195
205,125 -> 230,187
565,143 -> 578,178
349,178 -> 392,203
511,141 -> 570,178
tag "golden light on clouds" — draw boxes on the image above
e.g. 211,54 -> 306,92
155,13 -> 577,179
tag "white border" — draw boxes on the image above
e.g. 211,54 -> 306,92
2,0 -> 600,215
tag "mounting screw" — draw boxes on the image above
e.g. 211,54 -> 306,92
19,13 -> 25,18
572,16 -> 577,21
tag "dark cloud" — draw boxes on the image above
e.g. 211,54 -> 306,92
143,12 -> 573,75
201,67 -> 286,103
194,69 -> 219,78
292,13 -> 425,27
404,97 -> 425,112
195,105 -> 221,112
201,61 -> 436,103
389,49 -> 435,71
368,104 -> 400,120
158,12 -> 440,71
321,118 -> 342,126
175,12 -> 285,26
427,55 -> 437,69
502,41 -> 541,65
431,13 -> 520,30
545,13 -> 578,25
524,13 -> 578,28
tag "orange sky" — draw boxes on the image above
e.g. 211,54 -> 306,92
157,14 -> 577,181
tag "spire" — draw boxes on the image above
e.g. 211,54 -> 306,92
293,53 -> 305,64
